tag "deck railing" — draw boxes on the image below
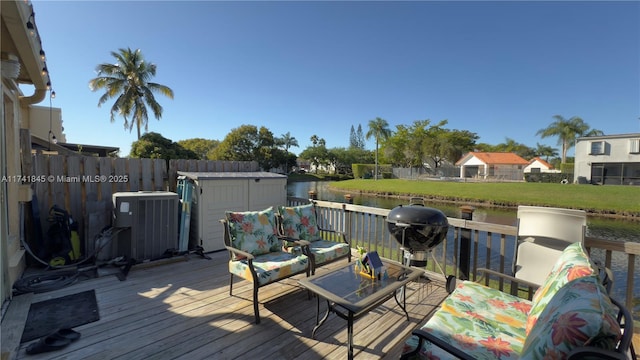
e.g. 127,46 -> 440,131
288,197 -> 640,321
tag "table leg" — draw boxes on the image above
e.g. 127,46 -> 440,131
312,298 -> 331,339
347,311 -> 354,360
394,284 -> 410,322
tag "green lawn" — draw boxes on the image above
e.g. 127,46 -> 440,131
330,179 -> 640,216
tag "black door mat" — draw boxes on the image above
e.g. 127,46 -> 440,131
21,289 -> 100,343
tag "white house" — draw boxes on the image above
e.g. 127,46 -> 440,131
455,152 -> 529,180
574,133 -> 640,185
524,157 -> 560,174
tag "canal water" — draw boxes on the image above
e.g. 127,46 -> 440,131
288,181 -> 640,315
287,181 -> 640,243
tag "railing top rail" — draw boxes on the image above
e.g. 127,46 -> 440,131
306,199 -> 639,255
586,237 -> 640,255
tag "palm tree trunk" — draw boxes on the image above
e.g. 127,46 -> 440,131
375,138 -> 379,180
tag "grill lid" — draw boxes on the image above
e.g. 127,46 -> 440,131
386,204 -> 449,252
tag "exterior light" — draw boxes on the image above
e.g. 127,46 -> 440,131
26,12 -> 36,36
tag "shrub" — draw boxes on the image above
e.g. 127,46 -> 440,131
525,172 -> 574,184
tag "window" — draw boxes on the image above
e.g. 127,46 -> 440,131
590,141 -> 605,155
630,139 -> 640,154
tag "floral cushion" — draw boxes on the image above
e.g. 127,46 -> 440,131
520,276 -> 621,359
228,252 -> 309,286
278,204 -> 322,242
403,281 -> 530,359
404,303 -> 526,360
307,240 -> 351,265
402,241 -> 610,360
526,242 -> 597,334
226,207 -> 280,256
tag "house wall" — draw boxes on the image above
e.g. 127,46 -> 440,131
1,83 -> 9,304
524,160 -> 560,173
458,156 -> 487,178
1,79 -> 27,301
23,105 -> 66,143
574,134 -> 640,184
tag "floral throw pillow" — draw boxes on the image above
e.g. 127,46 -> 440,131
526,242 -> 596,334
278,204 -> 322,242
520,276 -> 621,359
226,207 -> 280,256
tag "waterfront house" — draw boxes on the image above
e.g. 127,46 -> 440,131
523,156 -> 559,174
574,133 -> 640,185
455,152 -> 529,180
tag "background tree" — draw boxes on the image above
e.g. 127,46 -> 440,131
534,143 -> 559,162
210,124 -> 283,170
383,124 -> 413,167
89,48 -> 174,139
439,129 -> 478,165
310,134 -> 320,147
491,137 -> 536,159
356,124 -> 366,149
177,138 -> 219,160
536,115 -> 603,164
130,132 -> 198,162
276,132 -> 299,173
277,132 -> 299,153
349,125 -> 358,149
366,117 -> 392,180
299,137 -> 329,174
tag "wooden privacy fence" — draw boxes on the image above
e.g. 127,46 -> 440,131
27,154 -> 258,258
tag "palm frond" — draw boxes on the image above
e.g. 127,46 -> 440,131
89,47 -> 174,138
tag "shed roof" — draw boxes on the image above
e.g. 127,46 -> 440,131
177,171 -> 287,180
456,152 -> 529,166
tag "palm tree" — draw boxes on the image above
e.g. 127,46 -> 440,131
310,135 -> 319,147
534,143 -> 558,162
278,132 -> 299,173
279,132 -> 299,153
536,115 -> 603,164
89,48 -> 174,139
366,117 -> 392,180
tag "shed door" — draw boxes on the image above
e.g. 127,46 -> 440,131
199,179 -> 249,252
248,178 -> 286,211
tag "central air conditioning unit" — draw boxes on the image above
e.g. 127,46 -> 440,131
112,191 -> 179,262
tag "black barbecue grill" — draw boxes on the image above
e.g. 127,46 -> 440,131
386,200 -> 449,268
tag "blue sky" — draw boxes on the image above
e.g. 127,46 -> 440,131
30,1 -> 639,157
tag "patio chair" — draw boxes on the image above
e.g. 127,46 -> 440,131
513,205 -> 587,286
221,207 -> 309,324
277,203 -> 351,275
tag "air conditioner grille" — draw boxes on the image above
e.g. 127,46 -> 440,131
113,192 -> 178,262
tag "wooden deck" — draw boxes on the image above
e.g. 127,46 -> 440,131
2,251 -> 449,360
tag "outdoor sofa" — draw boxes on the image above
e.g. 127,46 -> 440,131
221,206 -> 310,324
277,203 -> 351,275
221,203 -> 352,324
401,242 -> 635,359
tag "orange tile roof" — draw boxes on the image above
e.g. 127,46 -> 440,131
456,152 -> 529,165
529,156 -> 554,169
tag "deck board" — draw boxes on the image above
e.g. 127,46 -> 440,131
3,251 -> 448,360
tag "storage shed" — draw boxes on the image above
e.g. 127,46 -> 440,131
177,172 -> 288,252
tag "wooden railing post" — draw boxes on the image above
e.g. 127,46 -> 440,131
459,205 -> 475,280
342,203 -> 352,249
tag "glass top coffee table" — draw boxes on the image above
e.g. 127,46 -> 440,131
298,259 -> 423,360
